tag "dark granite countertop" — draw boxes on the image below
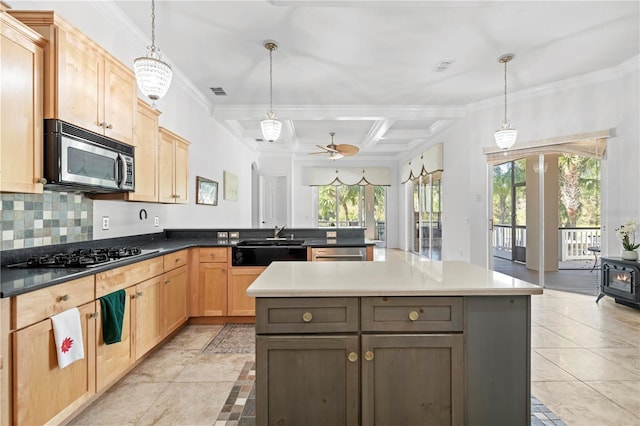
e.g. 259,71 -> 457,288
1,231 -> 373,298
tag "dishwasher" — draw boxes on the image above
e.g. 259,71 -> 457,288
311,247 -> 366,261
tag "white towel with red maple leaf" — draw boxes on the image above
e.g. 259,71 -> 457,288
51,307 -> 85,369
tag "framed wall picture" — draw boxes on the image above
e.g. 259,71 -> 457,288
223,170 -> 238,201
196,176 -> 218,206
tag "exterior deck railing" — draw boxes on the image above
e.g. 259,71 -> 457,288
493,225 -> 600,261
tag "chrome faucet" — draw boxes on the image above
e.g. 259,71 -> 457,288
274,225 -> 286,238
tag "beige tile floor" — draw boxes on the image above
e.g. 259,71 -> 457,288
69,249 -> 640,426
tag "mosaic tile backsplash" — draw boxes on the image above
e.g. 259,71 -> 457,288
0,191 -> 93,250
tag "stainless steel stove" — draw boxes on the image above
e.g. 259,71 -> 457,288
8,247 -> 158,269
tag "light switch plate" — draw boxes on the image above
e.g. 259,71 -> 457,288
229,232 -> 240,239
326,231 -> 337,238
154,216 -> 159,227
217,231 -> 229,239
102,216 -> 109,230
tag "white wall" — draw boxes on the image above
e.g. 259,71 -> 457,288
398,61 -> 639,266
10,0 -> 259,239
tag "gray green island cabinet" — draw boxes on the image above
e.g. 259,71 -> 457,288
246,260 -> 543,426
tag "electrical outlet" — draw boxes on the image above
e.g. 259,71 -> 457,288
326,231 -> 337,238
217,231 -> 229,239
154,216 -> 159,227
102,216 -> 109,230
229,232 -> 240,239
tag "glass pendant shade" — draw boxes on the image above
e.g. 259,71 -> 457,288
494,123 -> 518,149
260,110 -> 282,142
134,54 -> 173,101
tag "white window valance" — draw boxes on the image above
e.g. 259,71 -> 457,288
483,130 -> 611,165
309,167 -> 391,186
401,143 -> 444,183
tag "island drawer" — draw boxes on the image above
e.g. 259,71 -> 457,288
361,296 -> 463,332
199,247 -> 228,263
96,257 -> 164,297
256,297 -> 359,334
13,276 -> 95,329
164,249 -> 188,270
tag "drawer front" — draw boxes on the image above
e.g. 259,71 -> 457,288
256,297 -> 359,334
14,276 -> 95,329
96,257 -> 163,298
164,249 -> 188,271
199,247 -> 228,263
361,297 -> 463,332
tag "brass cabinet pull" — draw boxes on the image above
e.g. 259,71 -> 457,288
60,294 -> 69,302
99,121 -> 107,128
175,258 -> 181,262
36,178 -> 47,184
137,291 -> 144,297
408,310 -> 419,321
106,123 -> 113,129
90,312 -> 98,319
364,351 -> 374,361
164,280 -> 171,285
302,312 -> 313,322
348,352 -> 358,363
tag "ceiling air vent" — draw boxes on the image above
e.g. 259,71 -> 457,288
210,87 -> 227,96
433,59 -> 455,73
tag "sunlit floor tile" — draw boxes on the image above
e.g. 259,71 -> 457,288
586,380 -> 640,418
532,326 -> 580,348
531,351 -> 578,382
535,348 -> 640,381
532,381 -> 639,426
544,324 -> 635,348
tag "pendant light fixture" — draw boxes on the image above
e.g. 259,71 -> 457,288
134,0 -> 173,104
260,41 -> 282,143
494,54 -> 517,149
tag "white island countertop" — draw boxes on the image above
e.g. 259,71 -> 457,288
246,260 -> 543,297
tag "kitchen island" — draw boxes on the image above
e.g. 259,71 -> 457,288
247,260 -> 542,426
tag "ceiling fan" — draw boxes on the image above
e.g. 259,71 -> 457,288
310,132 -> 359,159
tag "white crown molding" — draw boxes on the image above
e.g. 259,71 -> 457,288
92,1 -> 214,112
467,55 -> 640,113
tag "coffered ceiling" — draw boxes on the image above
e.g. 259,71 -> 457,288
74,1 -> 640,158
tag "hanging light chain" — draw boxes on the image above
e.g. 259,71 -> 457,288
150,0 -> 156,49
269,45 -> 274,113
503,58 -> 508,124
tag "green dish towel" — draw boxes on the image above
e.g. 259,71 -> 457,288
99,289 -> 126,345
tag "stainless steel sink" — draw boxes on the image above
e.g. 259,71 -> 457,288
236,239 -> 305,247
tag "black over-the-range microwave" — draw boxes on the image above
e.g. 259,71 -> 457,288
43,119 -> 135,193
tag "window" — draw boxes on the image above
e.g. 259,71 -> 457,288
317,184 -> 387,242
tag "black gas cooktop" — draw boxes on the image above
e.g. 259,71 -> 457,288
8,247 -> 158,269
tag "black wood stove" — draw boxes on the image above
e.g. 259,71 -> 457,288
596,257 -> 640,309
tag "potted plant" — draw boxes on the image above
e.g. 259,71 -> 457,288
615,219 -> 640,260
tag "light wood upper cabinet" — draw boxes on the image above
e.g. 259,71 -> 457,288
0,12 -> 45,194
159,127 -> 190,204
128,100 -> 161,202
8,11 -> 136,145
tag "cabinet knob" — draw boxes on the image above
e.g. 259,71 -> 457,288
175,258 -> 181,263
165,280 -> 171,285
106,123 -> 113,129
36,177 -> 47,184
90,312 -> 98,319
364,351 -> 374,362
99,121 -> 107,128
302,312 -> 313,322
348,352 -> 358,363
137,291 -> 144,297
59,294 -> 69,302
408,310 -> 419,321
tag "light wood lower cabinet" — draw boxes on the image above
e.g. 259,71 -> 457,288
12,301 -> 96,426
133,276 -> 164,360
228,267 -> 264,316
197,248 -> 228,316
163,265 -> 188,335
96,286 -> 134,391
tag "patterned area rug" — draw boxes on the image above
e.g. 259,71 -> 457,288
215,360 -> 564,426
204,324 -> 255,354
